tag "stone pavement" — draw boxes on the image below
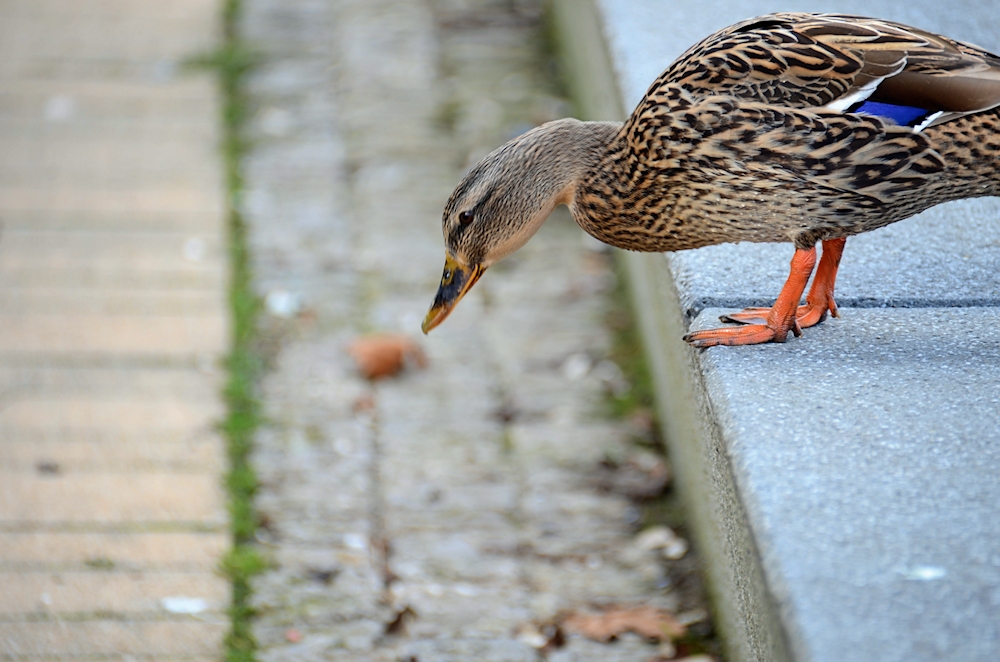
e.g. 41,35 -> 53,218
567,1 -> 1000,661
241,0 -> 706,660
0,1 -> 229,659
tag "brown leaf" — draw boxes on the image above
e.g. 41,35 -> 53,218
385,605 -> 417,636
562,605 -> 686,643
347,334 -> 427,380
595,451 -> 671,499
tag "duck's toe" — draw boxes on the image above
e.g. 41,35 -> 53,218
684,322 -> 790,348
797,289 -> 840,328
684,316 -> 802,347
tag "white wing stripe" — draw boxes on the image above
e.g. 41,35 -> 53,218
914,110 -> 945,132
823,76 -> 884,112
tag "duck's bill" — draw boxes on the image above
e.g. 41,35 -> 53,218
421,255 -> 485,334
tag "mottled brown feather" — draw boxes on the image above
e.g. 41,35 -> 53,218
660,12 -> 1000,121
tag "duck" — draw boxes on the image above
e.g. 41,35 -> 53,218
421,13 -> 1000,347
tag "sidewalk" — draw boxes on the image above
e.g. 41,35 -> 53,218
241,0 -> 705,660
556,1 -> 1000,661
0,1 -> 229,658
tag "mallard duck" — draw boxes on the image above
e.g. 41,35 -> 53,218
422,13 -> 1000,347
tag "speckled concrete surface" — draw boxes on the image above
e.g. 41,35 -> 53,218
690,307 -> 1000,660
593,2 -> 1000,661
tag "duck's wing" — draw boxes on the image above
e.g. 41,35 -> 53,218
629,88 -> 946,210
654,12 -> 1000,128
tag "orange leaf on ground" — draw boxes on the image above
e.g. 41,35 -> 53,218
562,605 -> 686,643
347,334 -> 427,380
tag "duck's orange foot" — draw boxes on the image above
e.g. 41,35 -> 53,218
716,237 -> 846,335
683,320 -> 802,348
686,244 -> 819,348
719,297 -> 839,329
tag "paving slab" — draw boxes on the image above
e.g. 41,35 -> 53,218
0,134 -> 216,174
0,290 -> 225,316
0,315 -> 226,357
0,571 -> 229,615
565,1 -> 1000,661
0,78 -> 217,124
689,307 -> 1000,661
0,532 -> 228,571
0,436 -> 222,473
0,187 -> 224,216
0,0 -> 229,657
0,474 -> 225,524
0,622 -> 227,658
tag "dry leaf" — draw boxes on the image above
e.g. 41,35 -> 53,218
347,334 -> 427,380
385,605 -> 417,636
562,605 -> 686,643
596,451 -> 670,499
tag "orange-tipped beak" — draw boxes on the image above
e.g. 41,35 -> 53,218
421,254 -> 485,334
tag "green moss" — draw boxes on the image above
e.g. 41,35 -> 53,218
192,0 -> 267,659
83,557 -> 115,571
433,98 -> 462,133
637,490 -> 688,532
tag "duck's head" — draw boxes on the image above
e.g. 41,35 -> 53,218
422,118 -> 617,333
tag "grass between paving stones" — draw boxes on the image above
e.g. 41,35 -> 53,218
191,1 -> 266,660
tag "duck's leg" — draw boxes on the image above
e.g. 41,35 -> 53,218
796,237 -> 845,327
683,246 -> 817,347
719,238 -> 846,328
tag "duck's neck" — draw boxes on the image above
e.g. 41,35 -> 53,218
542,120 -> 624,206
490,119 -> 623,263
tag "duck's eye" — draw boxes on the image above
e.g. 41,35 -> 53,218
458,210 -> 474,225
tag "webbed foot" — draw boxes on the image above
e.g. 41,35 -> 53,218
683,245 -> 817,348
719,296 -> 838,329
683,319 -> 802,347
689,238 -> 846,348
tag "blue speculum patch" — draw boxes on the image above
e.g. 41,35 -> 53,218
849,100 -> 933,127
